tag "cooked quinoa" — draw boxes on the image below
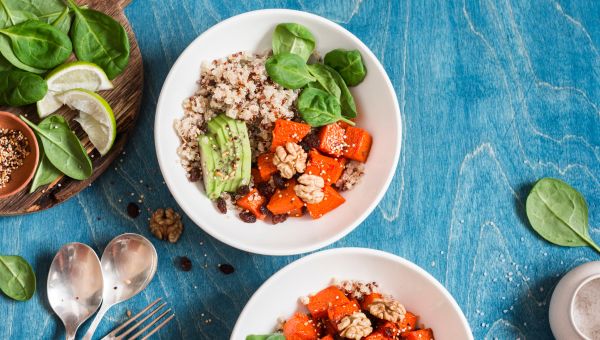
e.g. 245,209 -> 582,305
0,128 -> 30,188
174,51 -> 299,177
335,160 -> 365,191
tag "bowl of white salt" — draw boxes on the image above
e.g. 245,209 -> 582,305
550,261 -> 600,340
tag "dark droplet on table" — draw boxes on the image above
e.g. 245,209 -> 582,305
127,202 -> 140,218
179,256 -> 192,272
218,263 -> 235,275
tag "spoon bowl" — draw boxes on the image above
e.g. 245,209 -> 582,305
47,243 -> 103,340
83,233 -> 158,340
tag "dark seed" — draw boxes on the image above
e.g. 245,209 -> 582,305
236,185 -> 250,196
272,214 -> 287,224
127,202 -> 140,218
178,256 -> 192,271
216,197 -> 227,214
257,182 -> 275,198
189,168 -> 201,182
272,173 -> 287,189
218,263 -> 235,275
239,211 -> 257,223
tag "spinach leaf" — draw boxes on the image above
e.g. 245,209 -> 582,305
307,63 -> 341,99
30,145 -> 62,193
0,19 -> 72,69
324,64 -> 357,119
50,6 -> 71,35
265,52 -> 315,89
67,0 -> 130,80
0,255 -> 36,301
0,70 -> 47,106
0,34 -> 45,73
246,334 -> 285,340
0,53 -> 12,71
526,177 -> 600,254
0,0 -> 37,28
272,23 -> 315,62
21,115 -> 92,180
297,87 -> 354,127
324,49 -> 367,86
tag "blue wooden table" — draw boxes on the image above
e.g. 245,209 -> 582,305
2,1 -> 599,339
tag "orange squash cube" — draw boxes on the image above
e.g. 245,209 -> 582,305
305,186 -> 345,219
343,126 -> 372,162
271,119 -> 311,151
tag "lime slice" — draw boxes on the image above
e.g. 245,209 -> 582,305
56,89 -> 116,156
37,61 -> 114,118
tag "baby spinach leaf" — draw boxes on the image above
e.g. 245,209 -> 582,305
297,87 -> 354,127
307,63 -> 341,99
21,115 -> 92,180
50,6 -> 71,35
246,334 -> 285,340
266,52 -> 315,89
0,19 -> 72,69
0,255 -> 36,301
30,145 -> 62,193
0,34 -> 46,73
67,0 -> 130,80
311,64 -> 357,119
0,70 -> 47,106
526,177 -> 600,254
0,0 -> 37,28
0,53 -> 12,71
272,23 -> 315,62
23,0 -> 67,24
324,49 -> 367,87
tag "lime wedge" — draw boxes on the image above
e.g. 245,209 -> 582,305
56,89 -> 116,156
37,61 -> 114,118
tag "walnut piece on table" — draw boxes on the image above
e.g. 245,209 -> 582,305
149,208 -> 184,243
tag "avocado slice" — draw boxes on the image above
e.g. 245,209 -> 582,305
198,134 -> 222,200
224,117 -> 244,191
207,116 -> 233,195
236,120 -> 252,186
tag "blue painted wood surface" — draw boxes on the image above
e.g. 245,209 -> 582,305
1,1 -> 599,339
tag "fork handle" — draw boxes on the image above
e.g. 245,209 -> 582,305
83,304 -> 111,340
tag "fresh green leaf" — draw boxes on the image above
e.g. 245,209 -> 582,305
266,52 -> 315,89
526,177 -> 600,254
30,145 -> 62,193
0,255 -> 36,301
324,64 -> 357,119
0,34 -> 45,73
0,70 -> 47,106
246,333 -> 285,340
324,49 -> 367,86
21,115 -> 92,180
307,63 -> 341,99
297,87 -> 354,127
50,6 -> 71,35
67,0 -> 130,79
0,52 -> 12,71
272,23 -> 315,61
0,0 -> 37,28
0,19 -> 72,69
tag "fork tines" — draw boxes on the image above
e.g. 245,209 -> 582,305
103,298 -> 175,340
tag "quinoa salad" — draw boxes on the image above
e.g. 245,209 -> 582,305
246,280 -> 435,340
174,23 -> 371,224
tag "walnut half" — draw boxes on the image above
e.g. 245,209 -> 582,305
149,208 -> 184,243
294,174 -> 325,204
337,311 -> 373,340
368,297 -> 406,323
272,142 -> 307,179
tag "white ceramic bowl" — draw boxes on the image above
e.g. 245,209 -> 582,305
231,248 -> 473,339
155,9 -> 401,255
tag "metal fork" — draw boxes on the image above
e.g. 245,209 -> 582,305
101,298 -> 175,340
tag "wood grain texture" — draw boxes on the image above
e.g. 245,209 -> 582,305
1,1 -> 599,339
0,0 -> 143,215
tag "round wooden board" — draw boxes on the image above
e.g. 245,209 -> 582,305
0,0 -> 143,215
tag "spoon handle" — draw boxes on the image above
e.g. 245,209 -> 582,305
83,304 -> 111,340
65,327 -> 76,340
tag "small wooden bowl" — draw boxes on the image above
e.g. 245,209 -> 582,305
0,111 -> 39,199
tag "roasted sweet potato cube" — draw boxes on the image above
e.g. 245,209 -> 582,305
271,119 -> 311,151
305,149 -> 346,184
361,292 -> 383,310
397,312 -> 418,333
283,313 -> 319,340
364,331 -> 395,340
377,321 -> 402,338
266,180 -> 303,215
343,126 -> 372,162
401,328 -> 434,340
327,300 -> 360,326
307,286 -> 349,319
317,123 -> 346,157
305,186 -> 345,219
257,153 -> 278,182
319,335 -> 335,340
236,188 -> 266,220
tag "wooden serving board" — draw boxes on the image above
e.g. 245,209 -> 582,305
0,0 -> 143,215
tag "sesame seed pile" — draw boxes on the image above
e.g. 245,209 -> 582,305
0,128 -> 30,188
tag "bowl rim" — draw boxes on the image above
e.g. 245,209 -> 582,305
569,273 -> 600,340
154,9 -> 402,255
0,111 -> 39,199
230,247 -> 473,339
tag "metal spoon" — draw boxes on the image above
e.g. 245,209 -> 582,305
83,233 -> 158,340
48,243 -> 104,340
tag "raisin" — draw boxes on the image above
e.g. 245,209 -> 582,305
178,257 -> 192,271
239,211 -> 257,223
216,197 -> 227,214
272,173 -> 287,189
218,263 -> 235,274
127,202 -> 140,218
257,182 -> 275,198
189,167 -> 201,182
259,205 -> 269,217
299,129 -> 320,151
236,185 -> 250,196
271,214 -> 288,224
